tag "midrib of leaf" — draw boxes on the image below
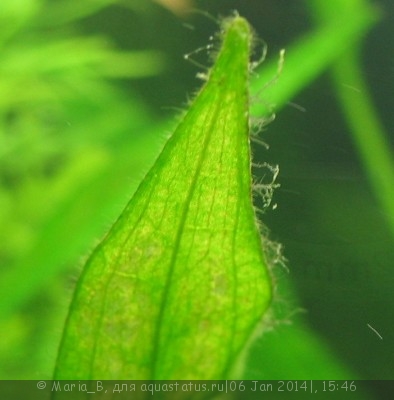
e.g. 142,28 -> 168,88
54,15 -> 272,381
150,102 -> 221,378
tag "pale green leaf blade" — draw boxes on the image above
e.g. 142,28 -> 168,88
54,15 -> 272,380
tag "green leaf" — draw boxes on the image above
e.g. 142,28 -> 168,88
250,0 -> 379,116
54,15 -> 272,380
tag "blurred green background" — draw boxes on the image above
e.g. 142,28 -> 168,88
0,0 -> 393,396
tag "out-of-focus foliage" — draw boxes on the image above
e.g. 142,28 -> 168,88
0,0 -> 164,307
0,0 -> 166,378
308,0 -> 394,239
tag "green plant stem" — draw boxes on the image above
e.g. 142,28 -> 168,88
331,49 -> 394,238
309,0 -> 394,239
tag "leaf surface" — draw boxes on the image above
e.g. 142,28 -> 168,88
54,15 -> 271,380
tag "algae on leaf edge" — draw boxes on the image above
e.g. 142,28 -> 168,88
54,15 -> 272,381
